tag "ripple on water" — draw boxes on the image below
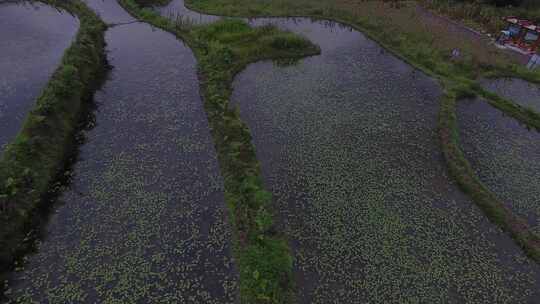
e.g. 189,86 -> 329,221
6,8 -> 237,303
458,98 -> 540,234
0,2 -> 78,153
231,17 -> 540,303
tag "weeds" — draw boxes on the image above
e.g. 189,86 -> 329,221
183,0 -> 540,264
0,0 -> 107,299
119,1 -> 319,302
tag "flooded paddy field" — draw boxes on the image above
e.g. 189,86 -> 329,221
481,78 -> 540,113
0,1 -> 78,153
458,99 -> 540,235
231,18 -> 540,303
5,1 -> 237,302
157,0 -> 220,23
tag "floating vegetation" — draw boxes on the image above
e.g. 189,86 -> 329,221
5,2 -> 237,302
0,0 -> 106,300
458,99 -> 540,235
119,1 -> 320,302
230,18 -> 540,303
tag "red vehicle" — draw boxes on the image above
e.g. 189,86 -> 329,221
498,17 -> 540,54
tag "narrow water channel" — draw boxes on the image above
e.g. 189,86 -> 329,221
158,0 -> 540,302
458,98 -> 540,235
0,1 -> 78,153
481,78 -> 540,113
5,1 -> 237,302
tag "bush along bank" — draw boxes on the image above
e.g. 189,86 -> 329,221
119,0 -> 320,302
183,0 -> 540,264
0,0 -> 107,297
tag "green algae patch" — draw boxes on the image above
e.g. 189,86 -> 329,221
0,0 -> 107,298
119,0 -> 320,302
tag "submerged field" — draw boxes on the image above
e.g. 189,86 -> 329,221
458,99 -> 540,235
3,0 -> 540,303
0,2 -> 78,152
5,0 -> 238,302
481,78 -> 540,114
230,17 -> 540,302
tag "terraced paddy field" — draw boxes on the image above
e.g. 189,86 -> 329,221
0,1 -> 78,152
458,99 -> 540,235
481,78 -> 540,114
230,17 -> 540,303
4,0 -> 238,302
4,0 -> 540,303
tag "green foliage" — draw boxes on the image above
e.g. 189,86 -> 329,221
240,239 -> 293,303
262,33 -> 312,50
118,1 -> 319,302
182,0 -> 540,264
0,0 -> 107,298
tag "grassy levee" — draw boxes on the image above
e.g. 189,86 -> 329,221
439,89 -> 540,262
183,0 -> 540,263
0,0 -> 107,296
118,0 -> 320,302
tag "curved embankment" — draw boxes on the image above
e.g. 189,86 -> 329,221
5,0 -> 238,302
184,0 -> 540,263
458,99 -> 540,235
0,2 -> 78,152
137,0 -> 540,302
0,0 -> 106,299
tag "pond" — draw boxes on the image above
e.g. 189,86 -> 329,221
5,1 -> 238,302
0,1 -> 78,153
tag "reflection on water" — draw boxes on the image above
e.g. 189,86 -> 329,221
458,98 -> 540,234
0,2 -> 78,153
231,17 -> 540,304
6,1 -> 238,302
157,0 -> 220,24
82,0 -> 135,24
481,77 -> 540,113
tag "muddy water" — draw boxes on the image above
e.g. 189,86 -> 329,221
481,78 -> 540,113
230,18 -> 540,303
458,99 -> 540,234
0,2 -> 78,153
6,1 -> 237,302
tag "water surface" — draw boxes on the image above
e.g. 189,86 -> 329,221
232,17 -> 540,303
458,98 -> 540,234
158,0 -> 220,24
0,2 -> 78,153
481,78 -> 540,113
6,1 -> 238,302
